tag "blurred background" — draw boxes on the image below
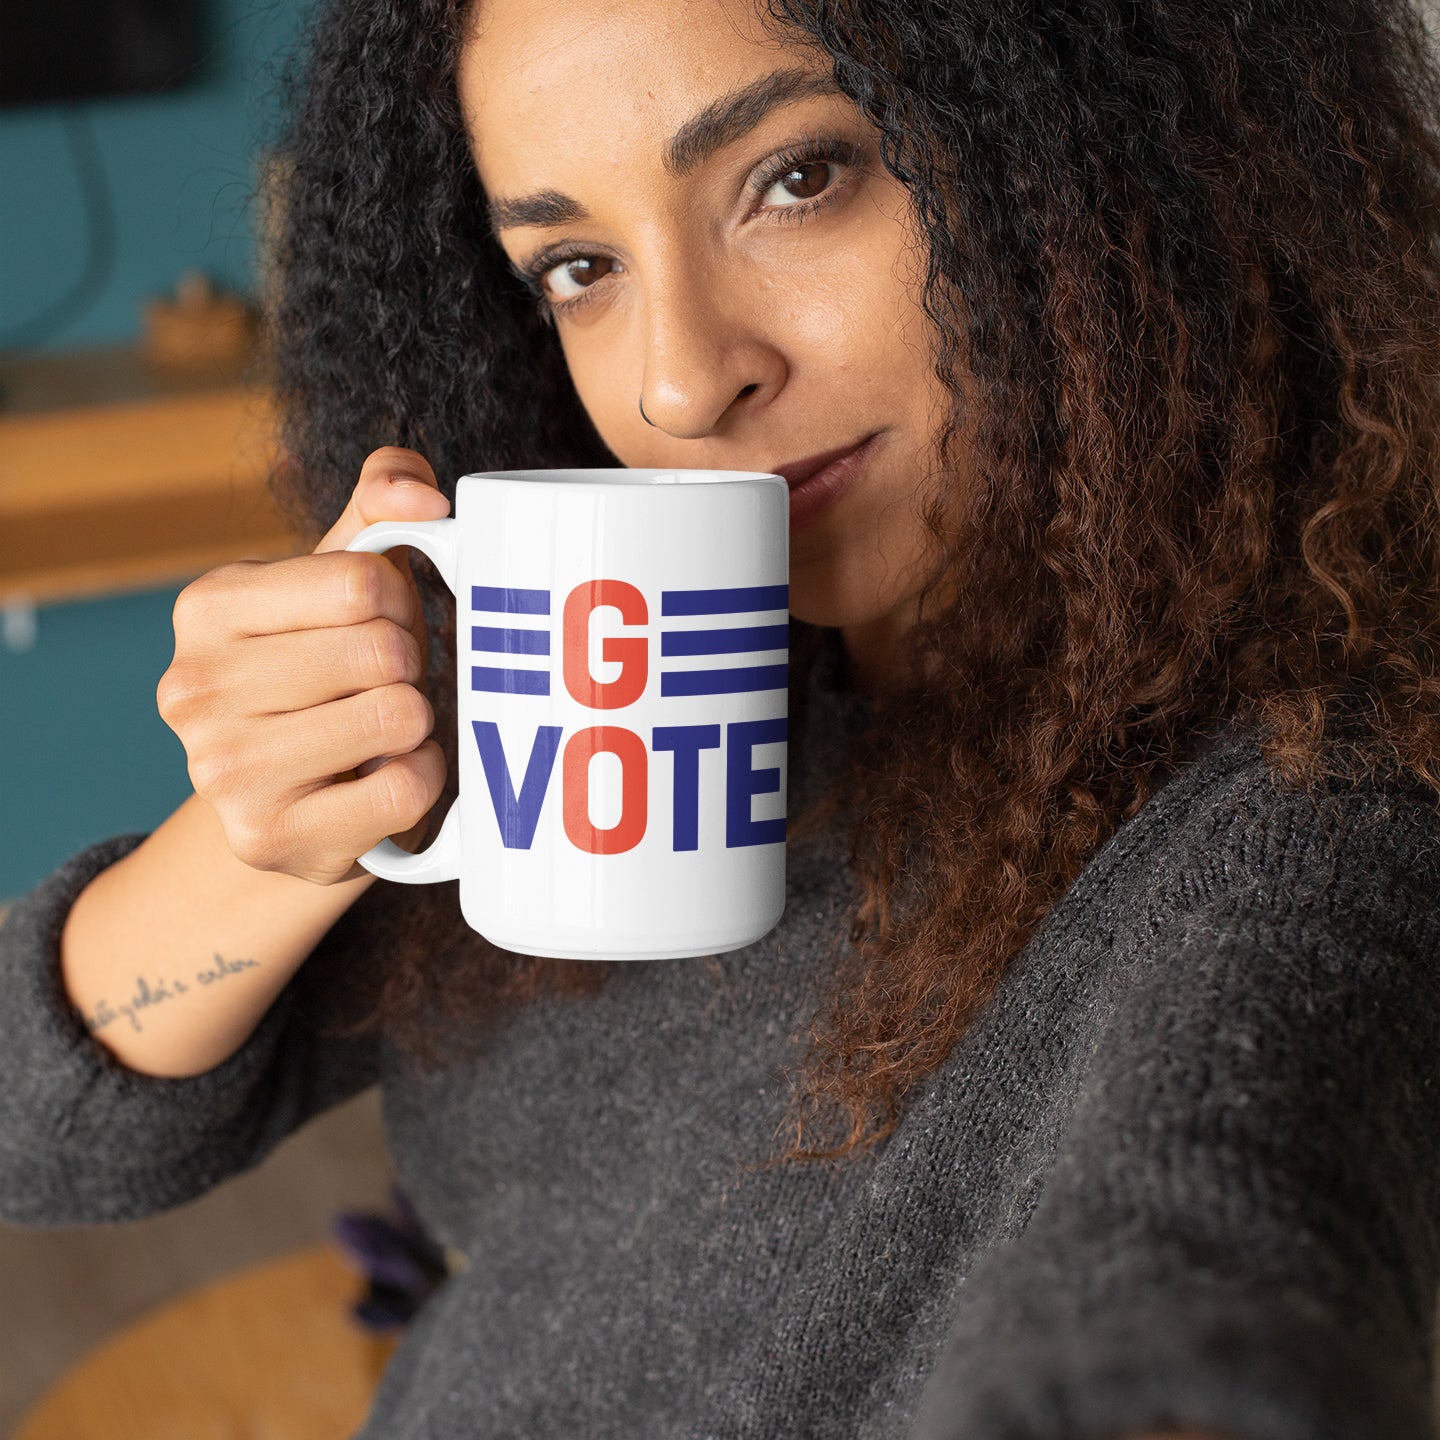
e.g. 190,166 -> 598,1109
1,0 -> 308,903
0,3 -> 406,1435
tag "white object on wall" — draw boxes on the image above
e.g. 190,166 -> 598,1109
2,595 -> 38,654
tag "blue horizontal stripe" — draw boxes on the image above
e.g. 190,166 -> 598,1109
471,666 -> 550,695
660,623 -> 789,656
472,626 -> 550,655
471,586 -> 550,614
660,663 -> 789,696
661,584 -> 788,616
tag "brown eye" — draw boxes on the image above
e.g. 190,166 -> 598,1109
749,136 -> 864,220
544,254 -> 616,302
770,160 -> 833,205
760,162 -> 840,210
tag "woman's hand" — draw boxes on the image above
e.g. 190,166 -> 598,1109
157,446 -> 452,885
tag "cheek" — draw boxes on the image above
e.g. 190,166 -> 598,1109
834,261 -> 932,381
562,346 -> 629,432
856,193 -> 939,346
787,249 -> 894,355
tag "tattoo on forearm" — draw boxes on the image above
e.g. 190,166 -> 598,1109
80,953 -> 260,1035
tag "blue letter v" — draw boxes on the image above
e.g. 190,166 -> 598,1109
471,721 -> 563,849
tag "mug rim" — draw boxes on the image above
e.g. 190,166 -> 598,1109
455,468 -> 785,487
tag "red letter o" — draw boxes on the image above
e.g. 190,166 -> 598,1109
562,726 -> 648,854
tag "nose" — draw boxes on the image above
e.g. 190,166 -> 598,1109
633,261 -> 784,439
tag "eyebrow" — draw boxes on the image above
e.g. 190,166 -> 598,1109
484,66 -> 846,236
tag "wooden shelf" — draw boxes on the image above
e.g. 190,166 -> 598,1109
0,344 -> 305,608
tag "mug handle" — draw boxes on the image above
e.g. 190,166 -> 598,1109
345,518 -> 462,884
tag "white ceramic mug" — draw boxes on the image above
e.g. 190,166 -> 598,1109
346,469 -> 790,961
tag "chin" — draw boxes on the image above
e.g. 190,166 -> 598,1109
783,588 -> 848,633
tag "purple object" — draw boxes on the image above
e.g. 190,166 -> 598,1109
330,1180 -> 450,1333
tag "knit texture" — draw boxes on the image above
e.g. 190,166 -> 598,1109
2,629 -> 1437,1440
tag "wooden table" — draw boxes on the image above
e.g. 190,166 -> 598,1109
14,1242 -> 402,1440
0,343 -> 303,608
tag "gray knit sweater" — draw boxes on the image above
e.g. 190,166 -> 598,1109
2,631 -> 1438,1440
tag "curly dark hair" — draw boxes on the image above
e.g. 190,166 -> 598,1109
265,0 -> 1440,1169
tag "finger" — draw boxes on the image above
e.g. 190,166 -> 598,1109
218,617 -> 425,716
174,549 -> 424,642
252,682 -> 436,790
285,739 -> 449,873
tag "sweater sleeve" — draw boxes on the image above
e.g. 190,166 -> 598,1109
0,833 -> 384,1228
911,771 -> 1440,1440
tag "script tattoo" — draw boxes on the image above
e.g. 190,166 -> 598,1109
81,953 -> 260,1035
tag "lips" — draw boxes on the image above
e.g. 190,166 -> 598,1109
769,436 -> 875,487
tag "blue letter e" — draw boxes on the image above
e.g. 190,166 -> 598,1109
725,716 -> 787,848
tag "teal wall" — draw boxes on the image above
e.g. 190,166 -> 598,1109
0,586 -> 193,902
0,0 -> 320,902
0,0 -> 314,348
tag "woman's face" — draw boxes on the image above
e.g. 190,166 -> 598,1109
457,0 -> 960,693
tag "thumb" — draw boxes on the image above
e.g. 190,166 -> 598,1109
314,449 -> 452,807
314,445 -> 452,673
314,445 -> 451,555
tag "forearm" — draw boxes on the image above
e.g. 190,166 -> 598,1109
59,791 -> 375,1078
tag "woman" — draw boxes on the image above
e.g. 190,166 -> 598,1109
2,0 -> 1437,1436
